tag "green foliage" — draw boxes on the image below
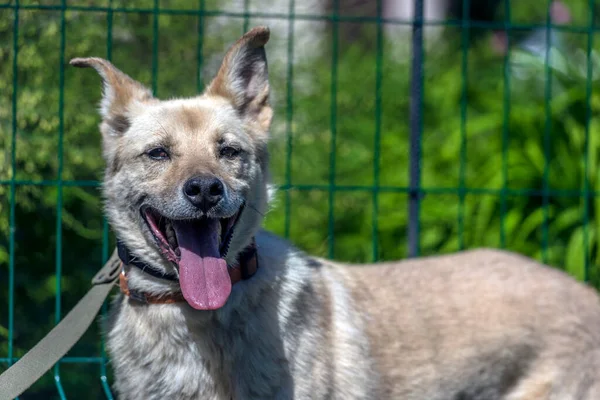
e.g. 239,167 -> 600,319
268,34 -> 600,280
1,0 -> 600,397
267,15 -> 600,283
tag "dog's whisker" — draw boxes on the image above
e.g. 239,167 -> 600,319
246,203 -> 265,217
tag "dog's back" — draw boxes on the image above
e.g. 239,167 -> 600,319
333,249 -> 600,399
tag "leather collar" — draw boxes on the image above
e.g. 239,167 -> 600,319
117,239 -> 258,304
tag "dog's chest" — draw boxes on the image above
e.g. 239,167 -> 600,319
106,298 -> 291,399
107,303 -> 227,398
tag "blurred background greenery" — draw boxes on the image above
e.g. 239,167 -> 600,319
1,0 -> 600,397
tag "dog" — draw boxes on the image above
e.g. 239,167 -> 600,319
70,26 -> 600,399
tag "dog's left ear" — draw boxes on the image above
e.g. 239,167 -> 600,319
206,26 -> 272,132
69,57 -> 154,137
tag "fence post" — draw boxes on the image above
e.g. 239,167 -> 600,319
408,0 -> 424,258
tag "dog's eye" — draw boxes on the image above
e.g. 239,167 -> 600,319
220,146 -> 240,159
147,147 -> 170,160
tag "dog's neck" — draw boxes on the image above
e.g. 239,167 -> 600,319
116,238 -> 259,305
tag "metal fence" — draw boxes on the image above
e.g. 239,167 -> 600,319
1,0 -> 598,398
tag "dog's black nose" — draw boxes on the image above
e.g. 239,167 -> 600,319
183,176 -> 225,212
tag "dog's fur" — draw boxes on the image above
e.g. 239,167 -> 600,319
71,27 -> 600,399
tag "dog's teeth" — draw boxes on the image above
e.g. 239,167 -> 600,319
165,222 -> 177,248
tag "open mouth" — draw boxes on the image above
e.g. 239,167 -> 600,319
141,207 -> 240,262
140,205 -> 243,311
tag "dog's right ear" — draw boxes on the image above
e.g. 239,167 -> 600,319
70,57 -> 154,136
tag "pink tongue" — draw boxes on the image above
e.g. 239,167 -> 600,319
172,219 -> 231,310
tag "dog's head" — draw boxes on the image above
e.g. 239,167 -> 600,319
72,27 -> 272,310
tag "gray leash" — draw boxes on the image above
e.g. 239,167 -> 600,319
0,250 -> 121,400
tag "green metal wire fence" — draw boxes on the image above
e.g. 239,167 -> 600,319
1,0 -> 599,398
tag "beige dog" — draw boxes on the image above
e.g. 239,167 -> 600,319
71,27 -> 600,399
